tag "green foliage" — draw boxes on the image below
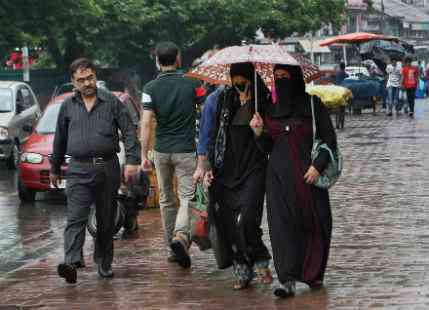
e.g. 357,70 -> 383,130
1,0 -> 346,70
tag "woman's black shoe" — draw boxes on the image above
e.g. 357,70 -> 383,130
98,264 -> 114,278
273,281 -> 296,298
57,263 -> 77,284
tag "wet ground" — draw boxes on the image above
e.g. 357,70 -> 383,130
1,99 -> 429,309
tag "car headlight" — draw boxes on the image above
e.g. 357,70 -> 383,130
21,152 -> 44,164
0,127 -> 8,140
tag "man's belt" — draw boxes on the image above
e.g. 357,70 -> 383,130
72,154 -> 115,164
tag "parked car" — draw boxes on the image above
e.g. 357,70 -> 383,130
345,66 -> 370,79
0,81 -> 41,169
17,88 -> 140,202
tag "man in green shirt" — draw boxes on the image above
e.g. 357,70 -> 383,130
140,42 -> 205,268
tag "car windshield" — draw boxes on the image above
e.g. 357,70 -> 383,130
55,83 -> 75,96
0,88 -> 13,112
36,103 -> 62,134
54,81 -> 107,97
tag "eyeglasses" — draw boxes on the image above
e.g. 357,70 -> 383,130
75,74 -> 96,85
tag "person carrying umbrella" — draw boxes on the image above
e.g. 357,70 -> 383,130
204,62 -> 272,290
250,64 -> 337,298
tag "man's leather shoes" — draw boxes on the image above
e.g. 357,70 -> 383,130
98,264 -> 114,278
170,238 -> 191,269
57,263 -> 77,284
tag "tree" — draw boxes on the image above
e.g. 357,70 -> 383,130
0,0 -> 347,71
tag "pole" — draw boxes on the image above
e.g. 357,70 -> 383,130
310,32 -> 315,64
343,44 -> 348,66
254,69 -> 258,113
380,0 -> 385,35
22,46 -> 30,82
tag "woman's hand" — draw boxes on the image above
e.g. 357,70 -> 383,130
304,165 -> 320,185
203,170 -> 215,189
250,112 -> 264,136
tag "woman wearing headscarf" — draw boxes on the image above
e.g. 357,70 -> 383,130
250,64 -> 337,297
204,62 -> 272,290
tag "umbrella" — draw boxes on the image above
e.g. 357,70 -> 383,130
360,40 -> 414,63
319,32 -> 398,47
319,32 -> 400,75
187,44 -> 321,89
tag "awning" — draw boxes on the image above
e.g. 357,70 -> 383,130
298,39 -> 331,53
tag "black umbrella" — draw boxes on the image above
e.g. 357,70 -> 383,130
360,40 -> 414,62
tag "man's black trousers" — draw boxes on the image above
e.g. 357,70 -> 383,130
64,156 -> 120,267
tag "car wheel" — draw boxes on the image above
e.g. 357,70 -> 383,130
17,178 -> 36,202
6,143 -> 20,170
87,201 -> 125,238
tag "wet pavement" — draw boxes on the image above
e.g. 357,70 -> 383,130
1,99 -> 429,309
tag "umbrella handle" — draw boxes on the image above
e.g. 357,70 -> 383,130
254,69 -> 258,113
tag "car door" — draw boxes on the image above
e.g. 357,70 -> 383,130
14,85 -> 39,144
22,84 -> 41,127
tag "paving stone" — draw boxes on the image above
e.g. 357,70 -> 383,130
1,100 -> 429,309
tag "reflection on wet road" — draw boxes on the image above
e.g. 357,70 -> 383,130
1,100 -> 429,308
0,166 -> 66,276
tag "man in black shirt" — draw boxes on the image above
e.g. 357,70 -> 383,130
50,58 -> 141,283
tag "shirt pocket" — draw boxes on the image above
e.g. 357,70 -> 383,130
96,117 -> 114,137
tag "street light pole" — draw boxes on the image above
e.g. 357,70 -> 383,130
22,46 -> 30,82
380,0 -> 385,34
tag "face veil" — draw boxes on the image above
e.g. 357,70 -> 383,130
270,64 -> 308,119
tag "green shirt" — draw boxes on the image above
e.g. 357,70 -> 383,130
142,71 -> 204,153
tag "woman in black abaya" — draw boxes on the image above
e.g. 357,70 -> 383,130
205,63 -> 272,290
250,64 -> 337,298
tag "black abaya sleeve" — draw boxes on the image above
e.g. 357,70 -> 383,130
312,98 -> 337,174
255,130 -> 273,154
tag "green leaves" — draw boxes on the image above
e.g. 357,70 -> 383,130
1,0 -> 346,69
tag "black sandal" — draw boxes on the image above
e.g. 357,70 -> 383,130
273,281 -> 296,298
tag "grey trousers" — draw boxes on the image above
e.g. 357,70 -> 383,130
64,157 -> 120,267
153,151 -> 196,253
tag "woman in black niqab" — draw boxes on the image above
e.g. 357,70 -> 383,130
251,64 -> 337,298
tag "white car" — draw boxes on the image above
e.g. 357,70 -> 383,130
0,81 -> 41,169
345,66 -> 370,80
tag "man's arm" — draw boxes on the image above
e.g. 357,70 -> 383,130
140,109 -> 154,171
50,103 -> 68,174
49,103 -> 68,187
115,97 -> 141,166
193,88 -> 221,183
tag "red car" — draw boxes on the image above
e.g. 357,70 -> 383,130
17,90 -> 140,202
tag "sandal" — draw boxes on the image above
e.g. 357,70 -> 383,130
232,263 -> 254,291
273,281 -> 296,298
233,279 -> 251,290
256,267 -> 273,284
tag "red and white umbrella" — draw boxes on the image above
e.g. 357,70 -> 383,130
187,44 -> 321,90
319,32 -> 398,47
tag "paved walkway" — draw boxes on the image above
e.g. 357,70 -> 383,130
1,99 -> 429,309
